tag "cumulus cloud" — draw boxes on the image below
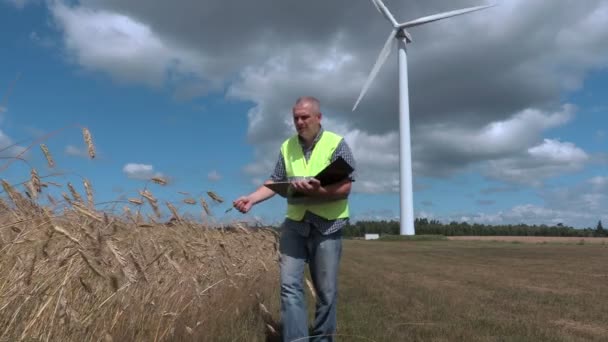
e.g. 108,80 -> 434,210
50,2 -> 212,93
65,144 -> 88,158
39,0 -> 608,193
415,104 -> 577,177
353,209 -> 397,222
447,203 -> 605,229
482,138 -> 589,186
430,175 -> 608,228
122,163 -> 162,180
207,170 -> 221,182
0,129 -> 26,159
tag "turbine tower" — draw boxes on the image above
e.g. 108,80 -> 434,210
352,0 -> 495,236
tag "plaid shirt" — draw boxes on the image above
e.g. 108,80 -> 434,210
270,127 -> 356,236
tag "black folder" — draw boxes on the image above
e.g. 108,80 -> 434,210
264,156 -> 354,198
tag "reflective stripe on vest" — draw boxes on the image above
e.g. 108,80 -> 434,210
280,130 -> 349,221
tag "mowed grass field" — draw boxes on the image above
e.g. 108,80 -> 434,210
259,238 -> 608,342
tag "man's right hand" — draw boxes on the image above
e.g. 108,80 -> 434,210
233,196 -> 254,213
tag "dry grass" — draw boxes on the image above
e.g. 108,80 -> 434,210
448,236 -> 608,244
336,239 -> 608,341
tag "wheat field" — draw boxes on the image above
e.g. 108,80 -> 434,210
0,128 -> 280,341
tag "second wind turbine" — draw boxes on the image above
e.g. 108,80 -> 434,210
352,0 -> 495,235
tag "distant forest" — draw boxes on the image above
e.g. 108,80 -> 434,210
342,218 -> 606,238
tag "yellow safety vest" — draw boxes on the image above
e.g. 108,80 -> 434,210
280,130 -> 350,221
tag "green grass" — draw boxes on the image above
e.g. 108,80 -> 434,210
376,234 -> 447,241
252,240 -> 608,341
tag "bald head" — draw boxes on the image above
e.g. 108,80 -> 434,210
294,96 -> 321,115
292,96 -> 323,144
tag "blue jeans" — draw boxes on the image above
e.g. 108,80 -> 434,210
279,224 -> 343,342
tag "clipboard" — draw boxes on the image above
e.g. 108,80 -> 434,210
264,156 -> 354,198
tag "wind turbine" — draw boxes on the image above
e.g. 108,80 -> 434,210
352,0 -> 495,235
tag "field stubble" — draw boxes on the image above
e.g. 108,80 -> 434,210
337,239 -> 608,341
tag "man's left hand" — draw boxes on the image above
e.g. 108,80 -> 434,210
291,178 -> 321,195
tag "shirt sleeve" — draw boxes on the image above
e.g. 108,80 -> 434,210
270,151 -> 287,182
331,139 -> 356,181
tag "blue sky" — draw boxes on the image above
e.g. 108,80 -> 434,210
1,0 -> 607,229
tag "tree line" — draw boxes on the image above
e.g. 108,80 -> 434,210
342,218 -> 606,238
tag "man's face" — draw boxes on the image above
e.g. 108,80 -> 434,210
293,103 -> 321,139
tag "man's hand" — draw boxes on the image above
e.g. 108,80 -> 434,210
291,178 -> 321,195
233,195 -> 254,213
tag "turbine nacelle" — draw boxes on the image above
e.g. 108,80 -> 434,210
397,28 -> 412,43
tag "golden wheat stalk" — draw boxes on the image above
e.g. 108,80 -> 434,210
129,251 -> 148,282
183,198 -> 196,205
140,190 -> 161,218
151,176 -> 167,185
0,198 -> 9,211
25,181 -> 37,200
77,249 -> 105,278
106,240 -> 137,283
305,277 -> 317,302
40,144 -> 55,168
163,253 -> 183,274
200,198 -> 211,216
67,182 -> 83,203
165,202 -> 181,221
1,179 -> 22,209
52,225 -> 82,248
139,190 -> 156,203
207,191 -> 224,203
61,192 -> 73,206
128,198 -> 143,205
149,201 -> 161,218
82,127 -> 95,159
46,194 -> 57,207
30,168 -> 41,194
83,178 -> 94,207
72,202 -> 103,222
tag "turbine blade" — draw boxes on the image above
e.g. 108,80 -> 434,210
370,0 -> 382,14
398,4 -> 496,29
353,29 -> 397,111
370,0 -> 399,27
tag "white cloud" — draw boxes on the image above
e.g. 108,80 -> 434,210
207,170 -> 222,182
353,209 -> 397,222
50,2 -> 210,92
416,105 -> 576,173
483,139 -> 589,186
589,176 -> 608,189
429,205 -> 597,228
122,163 -> 162,180
39,0 -> 608,195
0,129 -> 26,159
430,175 -> 608,228
65,144 -> 88,158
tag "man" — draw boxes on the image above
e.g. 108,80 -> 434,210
233,96 -> 356,342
